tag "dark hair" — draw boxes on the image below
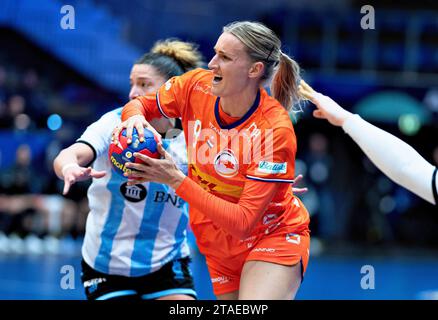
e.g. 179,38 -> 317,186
136,39 -> 204,78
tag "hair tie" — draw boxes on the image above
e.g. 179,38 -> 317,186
266,45 -> 275,62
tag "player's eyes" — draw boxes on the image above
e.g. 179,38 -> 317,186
214,51 -> 231,61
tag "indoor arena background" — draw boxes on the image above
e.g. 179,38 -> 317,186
0,0 -> 437,300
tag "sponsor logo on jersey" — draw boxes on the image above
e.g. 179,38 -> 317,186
211,275 -> 230,284
214,149 -> 239,178
252,247 -> 276,253
257,161 -> 287,174
83,277 -> 107,288
265,222 -> 281,235
153,191 -> 184,208
193,82 -> 212,95
120,183 -> 184,207
263,214 -> 278,225
165,80 -> 172,91
83,277 -> 107,294
285,233 -> 301,245
292,198 -> 301,207
120,183 -> 147,202
241,235 -> 257,243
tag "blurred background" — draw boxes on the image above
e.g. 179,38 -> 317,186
0,0 -> 437,300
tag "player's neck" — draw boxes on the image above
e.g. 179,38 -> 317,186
220,86 -> 259,118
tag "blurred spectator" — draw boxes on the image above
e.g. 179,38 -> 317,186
0,144 -> 42,194
424,89 -> 438,114
21,69 -> 49,127
301,133 -> 336,240
0,65 -> 7,102
0,43 -> 116,251
0,100 -> 8,128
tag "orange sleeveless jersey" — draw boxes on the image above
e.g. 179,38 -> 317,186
122,68 -> 310,258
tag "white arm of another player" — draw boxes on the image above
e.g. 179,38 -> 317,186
343,114 -> 436,205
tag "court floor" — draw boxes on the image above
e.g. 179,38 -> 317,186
1,242 -> 437,300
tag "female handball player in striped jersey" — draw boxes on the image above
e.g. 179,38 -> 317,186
299,80 -> 437,206
114,21 -> 311,300
53,39 -> 203,300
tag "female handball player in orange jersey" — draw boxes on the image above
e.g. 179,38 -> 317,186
113,21 -> 311,300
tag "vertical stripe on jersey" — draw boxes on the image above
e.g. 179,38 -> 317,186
147,187 -> 188,272
94,177 -> 126,274
169,206 -> 189,264
130,182 -> 166,276
108,196 -> 147,276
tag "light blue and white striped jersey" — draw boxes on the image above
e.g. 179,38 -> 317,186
77,108 -> 190,277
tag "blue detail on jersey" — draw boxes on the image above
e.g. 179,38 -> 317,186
141,288 -> 197,300
169,207 -> 189,265
215,89 -> 260,129
130,182 -> 166,276
89,283 -> 98,294
172,258 -> 184,280
96,290 -> 137,300
94,174 -> 126,274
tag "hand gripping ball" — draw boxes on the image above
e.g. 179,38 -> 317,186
109,127 -> 160,177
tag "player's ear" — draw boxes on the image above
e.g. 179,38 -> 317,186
248,61 -> 264,79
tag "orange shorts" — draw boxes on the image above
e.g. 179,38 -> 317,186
191,222 -> 310,296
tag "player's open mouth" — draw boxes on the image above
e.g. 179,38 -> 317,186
213,76 -> 223,84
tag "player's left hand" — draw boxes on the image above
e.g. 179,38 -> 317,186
291,174 -> 308,195
124,143 -> 186,189
298,80 -> 353,127
62,165 -> 106,195
112,115 -> 162,147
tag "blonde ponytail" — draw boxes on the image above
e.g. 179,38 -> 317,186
271,52 -> 301,111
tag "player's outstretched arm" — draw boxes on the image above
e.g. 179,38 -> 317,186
53,143 -> 106,195
341,114 -> 436,205
299,80 -> 437,205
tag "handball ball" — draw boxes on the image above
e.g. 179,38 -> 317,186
109,127 -> 160,177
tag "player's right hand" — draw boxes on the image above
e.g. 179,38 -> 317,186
112,115 -> 161,146
298,80 -> 353,127
63,165 -> 106,195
